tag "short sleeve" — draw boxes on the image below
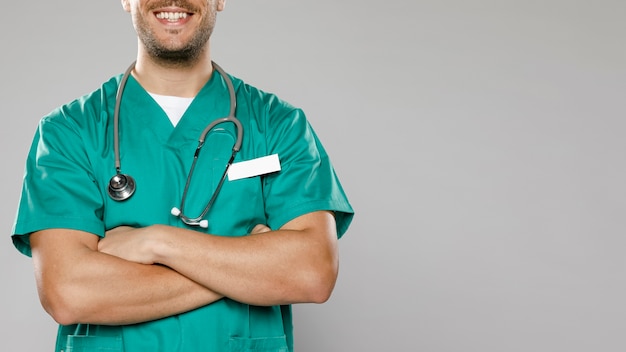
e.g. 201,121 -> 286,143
262,106 -> 354,238
12,109 -> 106,257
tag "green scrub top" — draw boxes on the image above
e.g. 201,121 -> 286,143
12,69 -> 354,352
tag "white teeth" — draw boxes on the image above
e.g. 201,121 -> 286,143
156,12 -> 188,22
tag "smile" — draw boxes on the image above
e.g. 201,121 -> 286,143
155,12 -> 189,22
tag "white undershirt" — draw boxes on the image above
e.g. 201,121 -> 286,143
148,93 -> 194,127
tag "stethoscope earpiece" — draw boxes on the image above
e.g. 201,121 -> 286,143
108,173 -> 136,201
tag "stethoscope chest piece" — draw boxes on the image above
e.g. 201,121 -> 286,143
108,173 -> 136,201
108,61 -> 240,229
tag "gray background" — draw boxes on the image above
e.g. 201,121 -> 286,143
1,1 -> 625,351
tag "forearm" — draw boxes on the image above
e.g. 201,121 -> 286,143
31,229 -> 222,326
59,252 -> 221,325
151,212 -> 339,306
158,231 -> 335,305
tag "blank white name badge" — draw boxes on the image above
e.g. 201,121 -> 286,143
228,154 -> 281,181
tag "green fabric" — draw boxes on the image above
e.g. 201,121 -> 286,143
12,69 -> 353,351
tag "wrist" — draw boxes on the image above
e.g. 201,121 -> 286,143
148,224 -> 173,265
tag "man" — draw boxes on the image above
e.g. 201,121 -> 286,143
11,0 -> 354,351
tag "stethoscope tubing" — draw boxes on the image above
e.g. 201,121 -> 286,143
113,62 -> 136,174
110,61 -> 242,229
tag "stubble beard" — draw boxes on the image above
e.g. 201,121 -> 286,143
135,10 -> 216,68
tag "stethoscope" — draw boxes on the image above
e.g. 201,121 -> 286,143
107,61 -> 242,228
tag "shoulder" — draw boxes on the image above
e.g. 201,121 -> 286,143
40,75 -> 121,131
227,74 -> 311,141
229,74 -> 300,118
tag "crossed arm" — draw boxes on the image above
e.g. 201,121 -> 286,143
30,211 -> 338,326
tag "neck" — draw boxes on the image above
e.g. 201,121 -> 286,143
132,45 -> 214,97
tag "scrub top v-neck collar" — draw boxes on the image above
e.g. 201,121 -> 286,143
120,70 -> 232,148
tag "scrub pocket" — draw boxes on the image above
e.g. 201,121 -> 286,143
65,335 -> 124,351
63,324 -> 124,352
229,335 -> 289,352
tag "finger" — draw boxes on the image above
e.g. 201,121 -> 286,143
105,225 -> 134,236
250,224 -> 271,234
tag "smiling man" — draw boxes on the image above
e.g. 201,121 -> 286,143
11,1 -> 354,351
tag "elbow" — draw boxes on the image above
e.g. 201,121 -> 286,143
301,263 -> 338,304
307,283 -> 334,304
38,283 -> 87,326
41,297 -> 77,326
48,307 -> 79,326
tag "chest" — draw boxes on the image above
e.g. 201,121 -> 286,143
95,121 -> 267,237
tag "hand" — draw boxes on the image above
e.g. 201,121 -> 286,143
250,224 -> 272,235
98,226 -> 157,264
